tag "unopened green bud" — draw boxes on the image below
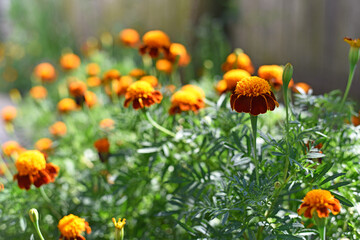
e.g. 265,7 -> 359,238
29,208 -> 39,224
274,181 -> 281,189
349,47 -> 360,68
282,63 -> 293,89
234,48 -> 244,56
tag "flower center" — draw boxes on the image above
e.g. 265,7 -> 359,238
15,150 -> 46,176
234,76 -> 271,97
58,214 -> 86,238
127,81 -> 154,97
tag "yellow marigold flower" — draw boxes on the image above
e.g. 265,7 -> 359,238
49,121 -> 67,137
87,76 -> 101,87
103,69 -> 121,84
156,59 -> 173,74
222,69 -> 251,93
298,189 -> 341,218
112,218 -> 126,230
124,81 -> 163,110
99,118 -> 115,130
58,98 -> 77,113
1,106 -> 17,123
292,82 -> 312,94
169,90 -> 205,115
222,52 -> 255,74
34,62 -> 57,83
86,63 -> 100,76
30,86 -> 48,99
13,150 -> 59,190
215,79 -> 227,94
35,138 -> 53,152
230,76 -> 279,116
168,43 -> 191,66
139,30 -> 171,58
119,28 -> 140,47
60,53 -> 81,71
181,84 -> 205,100
2,140 -> 24,156
140,75 -> 159,87
84,91 -> 97,108
69,81 -> 87,97
258,65 -> 294,90
344,37 -> 360,48
58,214 -> 91,240
129,68 -> 146,79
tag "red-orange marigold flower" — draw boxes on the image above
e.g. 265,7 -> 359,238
140,75 -> 159,87
103,69 -> 121,84
13,150 -> 59,190
58,98 -> 77,113
30,86 -> 48,99
124,81 -> 162,109
119,28 -> 140,47
222,52 -> 255,74
221,69 -> 251,93
35,138 -> 53,152
292,82 -> 312,94
69,81 -> 87,97
58,214 -> 91,240
169,90 -> 205,115
230,76 -> 279,116
156,59 -> 173,74
129,68 -> 146,79
60,53 -> 81,71
34,62 -> 57,82
139,30 -> 171,58
298,189 -> 341,218
94,138 -> 110,153
49,121 -> 67,137
258,65 -> 294,90
168,43 -> 191,66
1,106 -> 17,122
86,63 -> 101,76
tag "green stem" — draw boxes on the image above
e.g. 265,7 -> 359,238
340,65 -> 356,107
282,86 -> 291,183
32,221 -> 45,240
314,213 -> 326,240
144,111 -> 176,137
250,115 -> 259,185
114,228 -> 121,240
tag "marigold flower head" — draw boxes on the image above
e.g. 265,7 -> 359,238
99,118 -> 115,130
222,52 -> 255,74
298,189 -> 341,218
230,76 -> 279,116
181,84 -> 205,100
58,214 -> 91,240
2,140 -> 24,156
112,218 -> 126,230
60,53 -> 81,71
69,81 -> 87,97
169,90 -> 205,115
58,98 -> 77,113
129,68 -> 146,79
87,76 -> 101,87
86,63 -> 100,76
156,59 -> 173,74
344,37 -> 360,48
139,30 -> 171,58
215,79 -> 227,94
35,138 -> 53,152
49,121 -> 67,137
14,150 -> 59,190
168,43 -> 191,66
1,106 -> 17,122
84,91 -> 97,108
258,65 -> 294,90
94,138 -> 110,153
30,86 -> 48,99
222,69 -> 251,93
124,81 -> 163,109
119,28 -> 140,47
34,62 -> 57,82
140,75 -> 159,87
103,69 -> 121,84
292,82 -> 312,94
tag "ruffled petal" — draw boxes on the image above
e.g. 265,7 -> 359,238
250,96 -> 267,115
233,95 -> 251,113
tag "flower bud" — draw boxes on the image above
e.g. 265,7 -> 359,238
282,63 -> 293,89
29,208 -> 39,224
274,181 -> 281,189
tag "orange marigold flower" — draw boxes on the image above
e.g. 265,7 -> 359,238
99,118 -> 115,130
58,214 -> 91,240
34,62 -> 57,82
87,76 -> 102,87
156,59 -> 173,74
105,76 -> 134,97
168,43 -> 191,66
181,84 -> 205,100
221,69 -> 251,93
49,121 -> 67,137
169,90 -> 205,115
139,30 -> 171,58
86,63 -> 100,76
344,37 -> 360,48
124,81 -> 163,110
103,69 -> 121,84
69,81 -> 87,97
230,76 -> 279,116
298,189 -> 341,218
292,82 -> 312,94
140,75 -> 159,87
84,91 -> 97,108
30,86 -> 48,99
222,52 -> 255,74
58,98 -> 77,113
258,65 -> 294,90
60,53 -> 81,71
13,150 -> 59,190
35,138 -> 53,152
1,106 -> 17,123
2,140 -> 24,156
129,68 -> 146,79
94,138 -> 110,153
215,79 -> 227,94
119,28 -> 140,47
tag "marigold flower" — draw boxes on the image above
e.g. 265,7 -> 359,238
124,81 -> 163,109
139,30 -> 171,58
60,53 -> 81,71
58,98 -> 77,113
292,82 -> 312,94
87,76 -> 101,87
112,218 -> 126,230
222,52 -> 255,74
58,214 -> 91,240
103,69 -> 121,84
168,43 -> 191,66
0,183 -> 3,191
94,138 -> 110,162
119,28 -> 140,47
49,121 -> 67,137
215,79 -> 227,94
156,59 -> 173,74
298,189 -> 341,218
230,76 -> 279,116
2,140 -> 24,156
129,68 -> 146,79
344,37 -> 360,48
13,150 -> 59,190
1,106 -> 17,123
30,86 -> 48,99
34,62 -> 57,82
258,65 -> 294,90
84,91 -> 97,108
86,63 -> 100,76
99,118 -> 115,130
69,81 -> 87,97
169,90 -> 205,115
221,69 -> 251,93
105,76 -> 134,97
35,138 -> 53,152
181,84 -> 205,100
140,75 -> 159,87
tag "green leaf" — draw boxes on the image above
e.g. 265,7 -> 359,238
330,192 -> 354,207
312,162 -> 333,183
319,173 -> 346,186
326,181 -> 351,190
276,234 -> 303,240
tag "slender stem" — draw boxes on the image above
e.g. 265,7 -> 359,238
0,157 -> 12,181
314,213 -> 326,240
250,115 -> 259,185
114,228 -> 121,240
32,221 -> 45,240
282,86 -> 291,183
144,111 -> 176,137
340,65 -> 356,107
